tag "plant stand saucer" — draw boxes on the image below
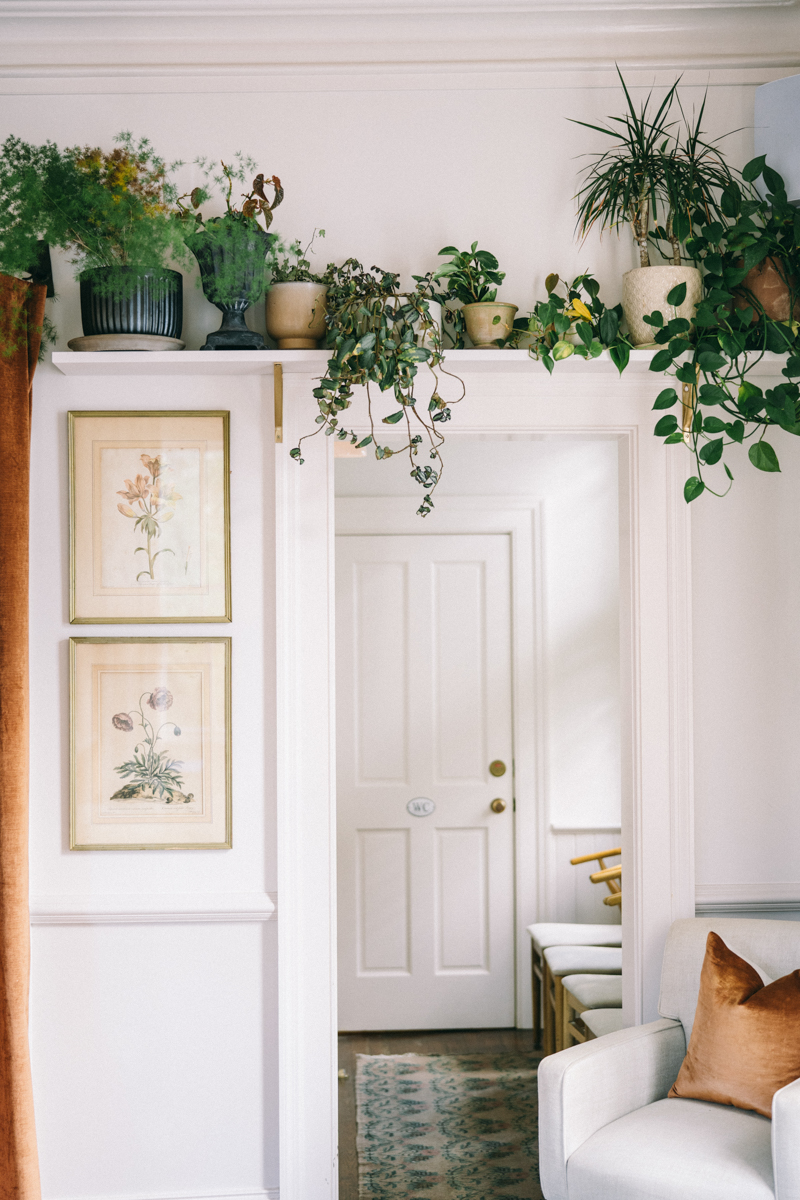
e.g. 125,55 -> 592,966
67,334 -> 185,352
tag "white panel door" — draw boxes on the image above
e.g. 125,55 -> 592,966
336,534 -> 515,1030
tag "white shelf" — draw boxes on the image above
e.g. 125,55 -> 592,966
51,347 -> 790,377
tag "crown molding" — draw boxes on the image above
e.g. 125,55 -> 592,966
1,0 -> 798,81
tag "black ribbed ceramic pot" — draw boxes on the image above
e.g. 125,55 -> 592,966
79,267 -> 183,339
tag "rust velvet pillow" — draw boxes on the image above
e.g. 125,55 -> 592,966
669,931 -> 800,1117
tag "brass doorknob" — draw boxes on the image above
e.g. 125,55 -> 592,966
490,798 -> 507,813
489,760 -> 506,777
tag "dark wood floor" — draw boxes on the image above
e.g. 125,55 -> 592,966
338,1028 -> 538,1200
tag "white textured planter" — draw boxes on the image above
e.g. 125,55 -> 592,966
265,281 -> 328,349
622,266 -> 702,347
463,301 -> 518,348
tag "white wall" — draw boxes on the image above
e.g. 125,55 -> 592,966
2,5 -> 799,1197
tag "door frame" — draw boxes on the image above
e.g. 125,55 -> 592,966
275,365 -> 695,1199
336,497 -> 543,1028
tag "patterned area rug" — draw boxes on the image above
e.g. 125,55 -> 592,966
355,1053 -> 542,1199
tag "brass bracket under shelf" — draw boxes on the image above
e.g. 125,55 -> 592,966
274,362 -> 283,443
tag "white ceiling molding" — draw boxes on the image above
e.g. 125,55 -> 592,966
0,0 -> 796,11
1,0 -> 798,80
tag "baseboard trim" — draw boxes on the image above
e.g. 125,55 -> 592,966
30,892 -> 277,925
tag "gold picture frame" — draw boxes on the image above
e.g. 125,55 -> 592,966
69,410 -> 231,623
70,637 -> 232,850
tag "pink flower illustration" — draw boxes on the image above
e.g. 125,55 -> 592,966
112,712 -> 134,732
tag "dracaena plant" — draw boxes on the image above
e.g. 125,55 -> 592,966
290,259 -> 464,517
574,69 -> 736,269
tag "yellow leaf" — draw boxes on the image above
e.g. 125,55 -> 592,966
571,298 -> 593,321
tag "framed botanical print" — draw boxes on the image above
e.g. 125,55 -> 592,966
69,411 -> 231,623
70,637 -> 231,850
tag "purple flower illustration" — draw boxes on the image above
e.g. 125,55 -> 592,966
112,712 -> 134,732
147,687 -> 173,711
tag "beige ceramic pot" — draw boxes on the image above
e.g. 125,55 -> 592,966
462,301 -> 518,348
621,266 -> 702,347
265,281 -> 328,349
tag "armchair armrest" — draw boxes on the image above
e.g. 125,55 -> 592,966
538,1017 -> 686,1200
773,1075 -> 800,1200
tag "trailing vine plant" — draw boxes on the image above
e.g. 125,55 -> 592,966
290,259 -> 464,516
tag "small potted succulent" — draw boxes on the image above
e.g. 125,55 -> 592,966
177,154 -> 282,350
0,131 -> 191,348
573,70 -> 735,345
432,242 -> 516,347
265,229 -> 328,349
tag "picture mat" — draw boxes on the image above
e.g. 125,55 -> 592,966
70,412 -> 230,623
71,638 -> 231,849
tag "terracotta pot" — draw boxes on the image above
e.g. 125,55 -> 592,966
734,256 -> 800,322
621,265 -> 702,347
463,301 -> 518,348
266,281 -> 329,349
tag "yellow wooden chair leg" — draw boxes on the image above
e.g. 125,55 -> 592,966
543,962 -> 556,1056
554,975 -> 567,1053
532,945 -> 542,1050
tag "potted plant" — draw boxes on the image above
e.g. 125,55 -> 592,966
265,229 -> 328,349
177,154 -> 282,350
433,243 -> 517,347
290,259 -> 463,517
573,70 -> 734,345
0,132 -> 190,348
529,161 -> 800,503
512,271 -> 633,374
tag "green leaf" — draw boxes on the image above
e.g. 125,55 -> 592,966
702,416 -> 727,433
609,343 -> 630,375
763,164 -> 786,196
356,436 -> 373,448
742,155 -> 766,183
650,349 -> 674,372
667,282 -> 687,306
382,410 -> 405,424
699,438 -> 724,465
698,351 -> 726,372
748,441 -> 781,472
552,340 -> 574,360
684,476 -> 705,502
643,310 -> 664,328
576,321 -> 593,348
726,421 -> 745,443
664,431 -> 685,444
724,464 -> 734,481
598,309 -> 619,344
654,414 -> 679,437
653,388 -> 678,409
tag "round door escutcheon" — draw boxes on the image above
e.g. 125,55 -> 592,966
490,798 -> 507,813
489,760 -> 506,777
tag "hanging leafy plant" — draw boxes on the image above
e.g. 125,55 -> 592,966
290,259 -> 464,516
527,162 -> 800,501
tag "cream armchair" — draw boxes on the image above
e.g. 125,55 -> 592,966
538,917 -> 800,1200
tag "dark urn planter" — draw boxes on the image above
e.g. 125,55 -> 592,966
189,224 -> 275,351
80,267 -> 183,338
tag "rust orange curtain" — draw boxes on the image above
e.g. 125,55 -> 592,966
0,275 -> 45,1200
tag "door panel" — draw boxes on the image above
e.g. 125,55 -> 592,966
337,534 -> 514,1031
